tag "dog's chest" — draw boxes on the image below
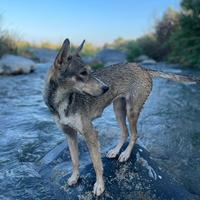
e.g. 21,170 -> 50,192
57,101 -> 83,133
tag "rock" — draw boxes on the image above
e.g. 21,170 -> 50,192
50,144 -> 195,200
27,47 -> 58,63
95,48 -> 127,65
135,55 -> 156,65
39,141 -> 67,168
82,56 -> 95,64
141,59 -> 157,65
135,55 -> 150,62
0,54 -> 35,75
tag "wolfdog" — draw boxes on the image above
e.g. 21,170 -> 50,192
43,39 -> 199,196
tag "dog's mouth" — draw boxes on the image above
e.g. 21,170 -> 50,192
82,86 -> 109,97
80,77 -> 109,97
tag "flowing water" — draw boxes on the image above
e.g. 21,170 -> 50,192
0,62 -> 200,199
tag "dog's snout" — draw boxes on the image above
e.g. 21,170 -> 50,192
102,85 -> 109,93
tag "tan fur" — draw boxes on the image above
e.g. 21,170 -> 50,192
43,39 -> 199,196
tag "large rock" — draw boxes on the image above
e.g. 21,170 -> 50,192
135,55 -> 156,65
0,54 -> 35,75
135,55 -> 150,62
95,48 -> 127,65
49,144 -> 195,200
141,59 -> 157,65
27,47 -> 58,63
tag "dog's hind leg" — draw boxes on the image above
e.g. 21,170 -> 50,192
118,90 -> 149,162
62,125 -> 80,186
107,97 -> 128,158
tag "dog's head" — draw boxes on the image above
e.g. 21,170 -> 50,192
52,39 -> 109,96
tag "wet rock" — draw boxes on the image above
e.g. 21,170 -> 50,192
51,144 -> 195,200
39,141 -> 67,167
95,48 -> 127,65
0,54 -> 35,75
135,55 -> 149,62
135,55 -> 156,65
141,59 -> 157,65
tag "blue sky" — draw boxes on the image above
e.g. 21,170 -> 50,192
0,0 -> 180,45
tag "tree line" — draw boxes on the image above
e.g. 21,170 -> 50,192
107,0 -> 200,68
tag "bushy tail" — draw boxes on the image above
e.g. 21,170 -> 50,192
147,69 -> 200,84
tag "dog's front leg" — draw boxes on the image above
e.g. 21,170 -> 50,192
83,123 -> 104,196
62,125 -> 79,186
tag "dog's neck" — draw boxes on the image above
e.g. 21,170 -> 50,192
63,92 -> 74,116
44,78 -> 75,117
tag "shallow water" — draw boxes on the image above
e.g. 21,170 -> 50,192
0,63 -> 200,199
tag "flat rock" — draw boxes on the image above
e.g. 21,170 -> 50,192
51,144 -> 195,200
0,54 -> 35,75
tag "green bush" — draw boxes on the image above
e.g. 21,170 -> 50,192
0,32 -> 18,57
168,0 -> 200,67
155,8 -> 179,61
126,40 -> 143,62
137,34 -> 159,60
90,62 -> 104,69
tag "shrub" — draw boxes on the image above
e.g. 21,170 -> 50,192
155,8 -> 179,61
168,0 -> 200,67
126,40 -> 143,62
0,32 -> 18,57
137,34 -> 159,60
90,62 -> 104,69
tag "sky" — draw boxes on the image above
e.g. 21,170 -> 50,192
0,0 -> 180,45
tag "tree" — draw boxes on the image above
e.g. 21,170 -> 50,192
169,0 -> 200,67
155,8 -> 179,61
126,40 -> 143,62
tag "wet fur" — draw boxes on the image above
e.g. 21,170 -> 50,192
43,39 -> 199,196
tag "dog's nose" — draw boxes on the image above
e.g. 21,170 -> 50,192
102,86 -> 109,93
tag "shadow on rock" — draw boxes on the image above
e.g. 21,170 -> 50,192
52,144 -> 195,200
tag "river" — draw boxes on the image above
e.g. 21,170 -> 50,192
0,62 -> 200,199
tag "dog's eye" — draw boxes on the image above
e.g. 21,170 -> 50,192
80,70 -> 88,76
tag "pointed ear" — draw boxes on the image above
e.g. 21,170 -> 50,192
54,39 -> 70,67
75,40 -> 85,56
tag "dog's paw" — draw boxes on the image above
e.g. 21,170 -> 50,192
106,147 -> 119,158
93,180 -> 105,196
67,172 -> 79,186
118,149 -> 131,162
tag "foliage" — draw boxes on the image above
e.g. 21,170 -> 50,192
126,40 -> 143,62
40,41 -> 60,50
106,37 -> 128,51
0,31 -> 18,57
90,62 -> 104,69
105,8 -> 179,62
137,34 -> 159,60
1,0 -> 200,68
155,8 -> 179,61
81,43 -> 100,56
168,0 -> 200,67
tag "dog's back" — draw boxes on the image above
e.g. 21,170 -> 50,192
85,63 -> 152,119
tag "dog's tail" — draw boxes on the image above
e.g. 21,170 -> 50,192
147,69 -> 200,84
